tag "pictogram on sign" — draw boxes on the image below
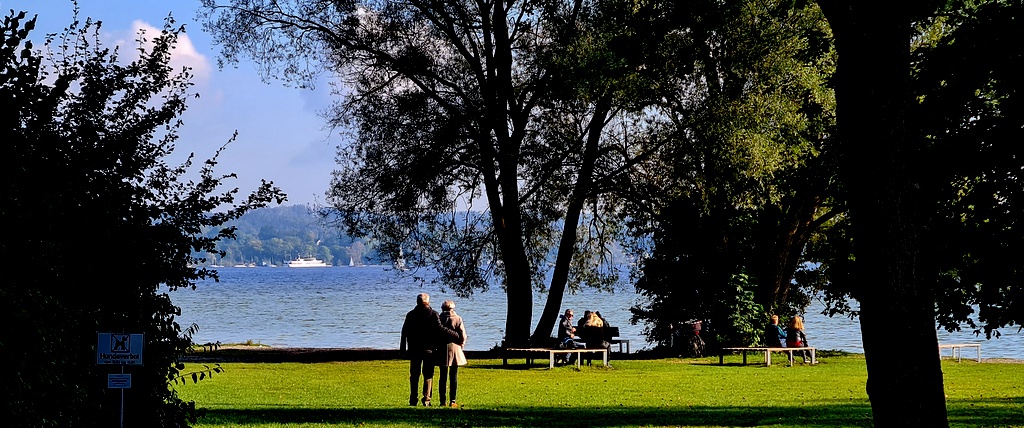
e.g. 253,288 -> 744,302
97,333 -> 144,365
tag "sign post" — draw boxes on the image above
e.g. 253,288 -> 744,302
97,333 -> 143,428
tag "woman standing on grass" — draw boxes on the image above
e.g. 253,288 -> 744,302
437,300 -> 467,408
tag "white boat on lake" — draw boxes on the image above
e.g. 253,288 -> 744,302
287,256 -> 329,268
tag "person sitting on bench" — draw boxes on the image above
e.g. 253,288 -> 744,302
764,314 -> 786,347
555,309 -> 577,365
579,311 -> 611,365
785,315 -> 810,364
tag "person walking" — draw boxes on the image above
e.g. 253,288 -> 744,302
437,300 -> 467,408
400,293 -> 460,406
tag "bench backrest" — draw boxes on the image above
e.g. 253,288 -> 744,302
606,327 -> 620,338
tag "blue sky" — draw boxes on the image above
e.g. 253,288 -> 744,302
3,0 -> 340,207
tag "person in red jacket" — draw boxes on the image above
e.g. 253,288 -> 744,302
785,315 -> 810,364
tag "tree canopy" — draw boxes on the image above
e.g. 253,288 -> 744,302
199,0 -> 697,346
623,0 -> 839,349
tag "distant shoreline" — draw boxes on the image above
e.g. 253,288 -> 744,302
182,345 -> 1024,364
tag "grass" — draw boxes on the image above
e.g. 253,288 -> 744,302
174,354 -> 1024,427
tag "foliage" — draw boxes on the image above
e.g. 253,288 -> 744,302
174,357 -> 1024,427
798,212 -> 859,317
806,0 -> 1024,338
721,274 -> 768,347
625,0 -> 838,346
910,0 -> 1024,338
0,7 -> 283,427
197,0 -> 691,345
173,364 -> 225,386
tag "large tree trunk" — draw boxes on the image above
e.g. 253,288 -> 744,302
485,141 -> 533,347
531,98 -> 611,342
818,1 -> 948,426
486,137 -> 534,347
753,194 -> 828,311
485,0 -> 534,348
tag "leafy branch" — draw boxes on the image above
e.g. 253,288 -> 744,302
173,364 -> 224,386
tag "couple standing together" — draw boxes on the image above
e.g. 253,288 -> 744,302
399,293 -> 468,407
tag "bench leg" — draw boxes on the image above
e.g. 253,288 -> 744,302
603,350 -> 608,367
765,350 -> 771,366
549,351 -> 555,369
811,348 -> 816,364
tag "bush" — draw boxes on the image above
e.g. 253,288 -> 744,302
0,9 -> 283,427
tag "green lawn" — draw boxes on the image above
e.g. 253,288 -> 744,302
175,354 -> 1024,427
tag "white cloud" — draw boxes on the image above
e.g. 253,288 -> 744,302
107,20 -> 212,86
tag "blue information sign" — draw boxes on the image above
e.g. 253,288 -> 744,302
96,333 -> 144,365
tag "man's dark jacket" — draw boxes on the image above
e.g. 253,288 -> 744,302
401,304 -> 460,353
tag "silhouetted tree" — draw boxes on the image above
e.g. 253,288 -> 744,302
0,9 -> 284,427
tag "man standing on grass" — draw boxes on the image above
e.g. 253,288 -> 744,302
400,293 -> 461,406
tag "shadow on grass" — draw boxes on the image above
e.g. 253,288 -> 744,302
195,402 -> 1024,427
945,397 -> 1024,426
196,404 -> 875,427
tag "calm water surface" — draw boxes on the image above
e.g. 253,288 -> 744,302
165,266 -> 1023,359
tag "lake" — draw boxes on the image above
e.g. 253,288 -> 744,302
165,266 -> 1023,359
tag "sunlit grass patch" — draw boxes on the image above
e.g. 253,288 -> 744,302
175,355 -> 1024,427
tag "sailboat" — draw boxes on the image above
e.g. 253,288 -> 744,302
394,246 -> 409,271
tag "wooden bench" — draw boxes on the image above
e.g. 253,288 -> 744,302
605,327 -> 630,354
573,327 -> 631,354
609,338 -> 630,354
939,343 -> 981,362
719,347 -> 817,367
502,347 -> 609,369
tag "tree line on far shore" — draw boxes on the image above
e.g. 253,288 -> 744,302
204,204 -> 366,266
206,204 -> 633,268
